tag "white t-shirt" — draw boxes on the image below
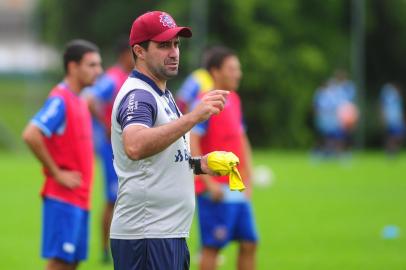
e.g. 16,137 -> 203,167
110,70 -> 195,239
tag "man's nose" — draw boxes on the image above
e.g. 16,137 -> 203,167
168,46 -> 179,57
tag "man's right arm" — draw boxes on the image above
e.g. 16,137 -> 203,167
22,97 -> 81,189
22,124 -> 81,189
122,90 -> 228,160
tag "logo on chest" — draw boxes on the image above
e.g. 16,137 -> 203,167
174,149 -> 190,162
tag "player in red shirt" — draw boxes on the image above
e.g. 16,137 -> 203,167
85,38 -> 133,263
190,46 -> 258,270
22,39 -> 102,270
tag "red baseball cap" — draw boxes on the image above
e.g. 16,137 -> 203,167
129,11 -> 192,46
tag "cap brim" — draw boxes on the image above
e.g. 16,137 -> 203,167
151,27 -> 192,42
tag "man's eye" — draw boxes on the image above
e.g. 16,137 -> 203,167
159,43 -> 170,48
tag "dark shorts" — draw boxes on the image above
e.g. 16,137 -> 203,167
387,125 -> 405,137
110,238 -> 190,270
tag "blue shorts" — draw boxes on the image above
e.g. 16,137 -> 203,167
387,125 -> 405,137
93,121 -> 118,203
110,238 -> 190,270
197,195 -> 258,249
322,129 -> 347,140
42,198 -> 89,263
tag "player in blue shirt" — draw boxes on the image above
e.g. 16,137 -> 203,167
84,37 -> 133,263
313,83 -> 344,156
380,83 -> 405,155
176,46 -> 214,113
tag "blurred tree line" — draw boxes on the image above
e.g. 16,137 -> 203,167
37,0 -> 406,148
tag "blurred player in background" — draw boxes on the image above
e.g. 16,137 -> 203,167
331,70 -> 358,149
22,39 -> 102,270
380,82 -> 405,156
84,37 -> 133,263
313,70 -> 358,157
175,46 -> 214,113
190,46 -> 258,270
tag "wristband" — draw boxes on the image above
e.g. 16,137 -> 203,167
189,157 -> 204,175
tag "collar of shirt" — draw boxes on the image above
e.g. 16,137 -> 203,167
130,69 -> 169,97
59,81 -> 80,96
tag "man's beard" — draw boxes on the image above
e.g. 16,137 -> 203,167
153,64 -> 178,80
161,67 -> 178,79
80,77 -> 96,89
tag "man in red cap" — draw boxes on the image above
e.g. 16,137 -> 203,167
109,11 -> 229,270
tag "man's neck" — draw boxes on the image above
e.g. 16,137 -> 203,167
64,77 -> 82,94
135,65 -> 166,92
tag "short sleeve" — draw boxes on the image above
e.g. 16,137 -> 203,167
88,75 -> 116,102
31,97 -> 66,137
116,89 -> 157,130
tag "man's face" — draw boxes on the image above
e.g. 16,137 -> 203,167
144,38 -> 180,80
75,52 -> 103,88
213,55 -> 242,91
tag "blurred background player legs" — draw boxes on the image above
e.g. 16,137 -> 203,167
84,37 -> 133,263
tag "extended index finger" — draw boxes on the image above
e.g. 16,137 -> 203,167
209,90 -> 229,97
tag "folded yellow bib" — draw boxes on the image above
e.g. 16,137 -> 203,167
207,151 -> 245,192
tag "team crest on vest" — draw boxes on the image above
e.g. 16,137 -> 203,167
160,13 -> 176,28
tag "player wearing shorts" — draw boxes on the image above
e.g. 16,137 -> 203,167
22,40 -> 102,270
190,46 -> 258,270
84,37 -> 133,262
380,83 -> 405,155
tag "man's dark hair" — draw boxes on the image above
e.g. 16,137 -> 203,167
205,46 -> 236,71
132,41 -> 150,62
63,39 -> 99,74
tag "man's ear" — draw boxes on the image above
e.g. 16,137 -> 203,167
210,67 -> 220,81
133,45 -> 145,60
67,61 -> 78,75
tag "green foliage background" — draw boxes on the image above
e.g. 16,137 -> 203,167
34,0 -> 406,148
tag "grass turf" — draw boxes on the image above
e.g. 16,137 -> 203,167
0,151 -> 405,269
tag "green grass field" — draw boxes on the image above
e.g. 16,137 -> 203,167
0,151 -> 405,269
